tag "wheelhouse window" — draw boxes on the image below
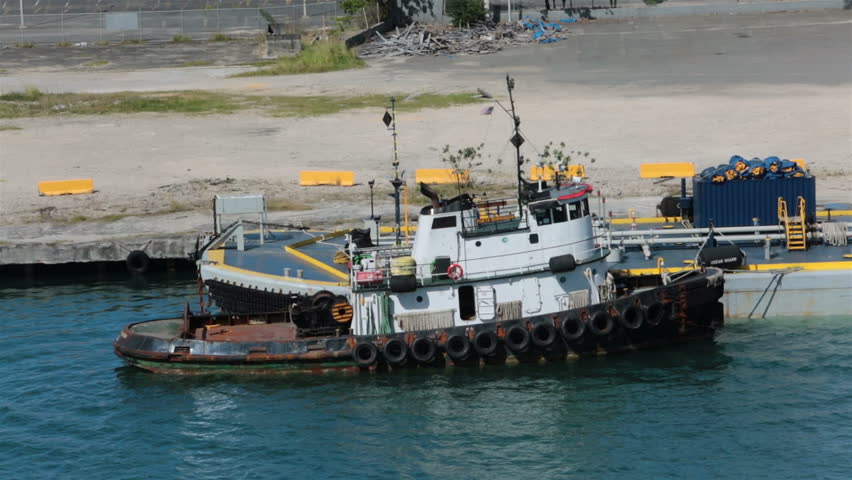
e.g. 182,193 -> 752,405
432,215 -> 457,229
535,209 -> 552,226
569,202 -> 582,220
553,205 -> 568,223
582,198 -> 590,217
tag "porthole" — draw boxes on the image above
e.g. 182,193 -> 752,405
416,295 -> 424,303
475,241 -> 482,247
559,276 -> 566,283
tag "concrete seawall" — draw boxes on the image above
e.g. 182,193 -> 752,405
0,235 -> 197,268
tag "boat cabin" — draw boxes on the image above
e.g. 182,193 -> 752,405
346,182 -> 610,336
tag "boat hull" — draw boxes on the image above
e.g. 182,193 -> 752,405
115,269 -> 725,374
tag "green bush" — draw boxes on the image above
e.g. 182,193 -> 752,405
446,0 -> 486,27
172,35 -> 193,43
234,41 -> 365,77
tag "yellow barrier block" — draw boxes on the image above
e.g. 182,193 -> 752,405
791,158 -> 807,170
298,171 -> 355,186
529,164 -> 585,181
37,179 -> 94,196
415,169 -> 469,185
639,162 -> 695,179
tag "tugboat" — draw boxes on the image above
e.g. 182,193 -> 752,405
114,77 -> 726,374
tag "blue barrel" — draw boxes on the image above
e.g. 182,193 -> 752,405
692,175 -> 816,227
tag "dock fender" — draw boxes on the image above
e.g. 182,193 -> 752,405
382,338 -> 409,367
504,325 -> 531,353
588,311 -> 614,336
411,337 -> 437,364
618,304 -> 644,330
549,254 -> 576,273
445,334 -> 472,362
473,330 -> 499,357
644,302 -> 669,327
126,250 -> 150,274
560,314 -> 585,341
531,323 -> 558,349
353,341 -> 379,369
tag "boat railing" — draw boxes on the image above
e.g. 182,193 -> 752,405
461,199 -> 527,236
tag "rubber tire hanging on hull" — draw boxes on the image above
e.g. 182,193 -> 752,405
504,325 -> 531,353
645,302 -> 669,327
353,342 -> 379,369
126,250 -> 150,274
445,334 -> 473,362
383,338 -> 409,367
589,311 -> 614,336
560,315 -> 585,341
531,323 -> 558,349
411,337 -> 437,364
473,330 -> 499,357
618,305 -> 644,330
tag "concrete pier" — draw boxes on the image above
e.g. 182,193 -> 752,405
0,235 -> 197,267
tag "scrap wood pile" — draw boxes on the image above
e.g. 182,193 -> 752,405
359,18 -> 581,57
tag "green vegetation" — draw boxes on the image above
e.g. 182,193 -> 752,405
96,40 -> 110,46
177,60 -> 213,67
267,198 -> 311,211
644,0 -> 667,4
16,42 -> 34,48
172,35 -> 193,43
446,0 -> 486,27
83,60 -> 109,67
209,33 -> 234,42
234,41 -> 364,77
120,39 -> 144,45
0,88 -> 483,119
0,124 -> 21,131
57,41 -> 71,47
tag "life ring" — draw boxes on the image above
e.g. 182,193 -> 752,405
126,250 -> 150,274
331,297 -> 353,324
618,304 -> 644,330
382,338 -> 409,367
352,342 -> 379,369
447,263 -> 464,280
473,330 -> 499,357
445,334 -> 472,362
504,325 -> 531,353
560,315 -> 585,341
531,323 -> 558,349
589,311 -> 614,336
411,337 -> 437,364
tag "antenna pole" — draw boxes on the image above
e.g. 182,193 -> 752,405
387,97 -> 403,245
506,75 -> 524,215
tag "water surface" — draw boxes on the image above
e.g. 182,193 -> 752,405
1,274 -> 850,479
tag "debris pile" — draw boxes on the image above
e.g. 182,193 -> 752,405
359,18 -> 580,57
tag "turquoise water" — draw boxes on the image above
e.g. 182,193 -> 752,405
1,273 -> 851,479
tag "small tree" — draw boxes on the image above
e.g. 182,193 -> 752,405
446,0 -> 487,28
537,141 -> 596,184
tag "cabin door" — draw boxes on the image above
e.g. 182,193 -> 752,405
475,286 -> 496,321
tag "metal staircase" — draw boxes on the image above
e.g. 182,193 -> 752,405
778,196 -> 807,251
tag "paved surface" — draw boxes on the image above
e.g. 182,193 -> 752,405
0,10 -> 849,266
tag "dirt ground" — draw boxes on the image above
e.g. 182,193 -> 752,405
0,11 -> 850,242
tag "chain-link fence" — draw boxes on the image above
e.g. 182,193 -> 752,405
0,3 -> 340,46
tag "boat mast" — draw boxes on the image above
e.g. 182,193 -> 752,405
506,76 -> 525,216
384,97 -> 403,245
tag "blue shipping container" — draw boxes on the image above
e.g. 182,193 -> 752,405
692,176 -> 816,228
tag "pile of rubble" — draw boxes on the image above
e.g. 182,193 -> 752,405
358,19 -> 579,58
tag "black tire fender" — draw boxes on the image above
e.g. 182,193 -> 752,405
352,342 -> 379,369
618,304 -> 644,330
411,337 -> 437,364
126,250 -> 150,274
531,322 -> 558,349
504,325 -> 531,353
560,315 -> 585,341
473,330 -> 499,357
645,302 -> 669,327
445,334 -> 472,362
382,338 -> 409,366
589,311 -> 614,336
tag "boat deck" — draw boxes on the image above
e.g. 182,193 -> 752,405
204,230 -> 349,284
